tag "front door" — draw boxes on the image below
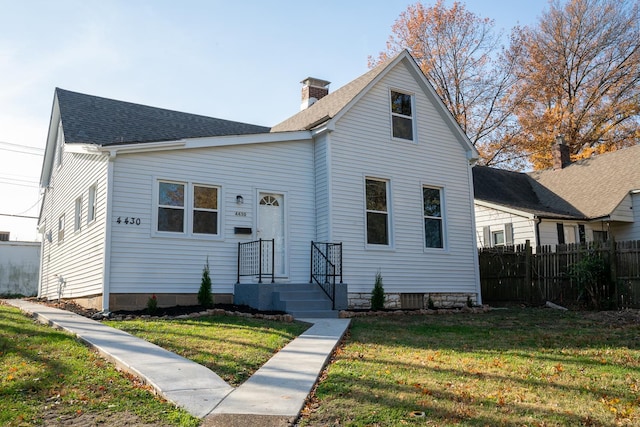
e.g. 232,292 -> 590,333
257,192 -> 286,277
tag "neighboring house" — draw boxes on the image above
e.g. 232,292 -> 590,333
37,50 -> 481,314
474,141 -> 640,249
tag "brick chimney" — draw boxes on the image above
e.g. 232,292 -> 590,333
300,77 -> 330,110
552,135 -> 571,170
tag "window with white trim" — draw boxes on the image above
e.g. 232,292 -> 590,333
193,185 -> 219,235
365,178 -> 390,245
58,214 -> 65,243
492,230 -> 505,246
156,180 -> 219,236
74,197 -> 82,232
390,90 -> 414,141
87,185 -> 96,223
423,186 -> 444,248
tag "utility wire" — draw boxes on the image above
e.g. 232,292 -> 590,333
0,213 -> 38,219
0,141 -> 44,156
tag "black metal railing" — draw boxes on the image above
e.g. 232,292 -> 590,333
237,239 -> 275,284
310,241 -> 343,308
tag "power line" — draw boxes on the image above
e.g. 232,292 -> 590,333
0,141 -> 44,156
0,179 -> 40,188
14,196 -> 43,216
0,213 -> 38,219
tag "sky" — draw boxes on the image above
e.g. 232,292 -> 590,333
0,0 -> 548,241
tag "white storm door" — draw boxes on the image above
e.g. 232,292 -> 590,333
257,192 -> 286,276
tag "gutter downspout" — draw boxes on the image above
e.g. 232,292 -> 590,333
101,152 -> 116,312
535,217 -> 542,248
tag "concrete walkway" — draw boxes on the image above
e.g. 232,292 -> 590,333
3,299 -> 350,426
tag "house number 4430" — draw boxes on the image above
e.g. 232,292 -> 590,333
116,217 -> 141,225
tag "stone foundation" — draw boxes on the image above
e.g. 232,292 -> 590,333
348,292 -> 478,310
68,294 -> 103,310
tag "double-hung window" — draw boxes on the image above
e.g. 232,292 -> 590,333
390,90 -> 414,141
423,186 -> 444,248
156,180 -> 219,236
158,181 -> 186,233
87,185 -> 96,223
74,197 -> 82,232
365,178 -> 390,246
193,185 -> 219,235
58,214 -> 65,243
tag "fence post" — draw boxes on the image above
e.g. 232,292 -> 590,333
609,237 -> 618,308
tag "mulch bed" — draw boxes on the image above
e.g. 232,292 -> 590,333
25,297 -> 285,320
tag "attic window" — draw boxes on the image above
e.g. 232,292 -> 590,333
390,90 -> 414,141
0,232 -> 9,241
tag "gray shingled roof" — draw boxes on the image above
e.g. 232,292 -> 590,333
472,166 -> 584,219
529,144 -> 640,219
55,88 -> 270,146
474,144 -> 640,220
270,56 -> 395,132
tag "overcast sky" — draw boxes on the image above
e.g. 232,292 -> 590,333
0,0 -> 547,241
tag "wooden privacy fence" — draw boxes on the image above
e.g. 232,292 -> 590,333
479,239 -> 640,308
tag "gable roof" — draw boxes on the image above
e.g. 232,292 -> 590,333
55,88 -> 270,146
271,50 -> 478,160
472,166 -> 584,219
271,57 -> 394,132
529,144 -> 640,219
474,144 -> 640,220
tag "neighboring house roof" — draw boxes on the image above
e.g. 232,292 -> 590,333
529,144 -> 640,219
474,144 -> 640,220
55,88 -> 270,146
472,166 -> 583,219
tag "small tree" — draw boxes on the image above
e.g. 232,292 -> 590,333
371,271 -> 386,310
146,294 -> 158,315
198,258 -> 214,308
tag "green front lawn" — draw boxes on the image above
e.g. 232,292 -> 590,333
0,303 -> 198,426
300,309 -> 640,426
104,315 -> 309,386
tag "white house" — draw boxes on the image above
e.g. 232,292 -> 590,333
37,50 -> 481,315
474,141 -> 640,249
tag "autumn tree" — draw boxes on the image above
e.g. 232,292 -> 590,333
508,0 -> 640,169
370,1 -> 521,167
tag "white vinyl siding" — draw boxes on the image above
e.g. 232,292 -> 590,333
609,193 -> 640,240
38,150 -> 109,301
474,204 -> 536,248
325,62 -> 479,294
108,139 -> 315,295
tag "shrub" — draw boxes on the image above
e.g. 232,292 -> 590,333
146,294 -> 158,314
568,250 -> 611,310
198,258 -> 214,308
370,271 -> 385,310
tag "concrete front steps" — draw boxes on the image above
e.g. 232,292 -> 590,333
273,283 -> 339,318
